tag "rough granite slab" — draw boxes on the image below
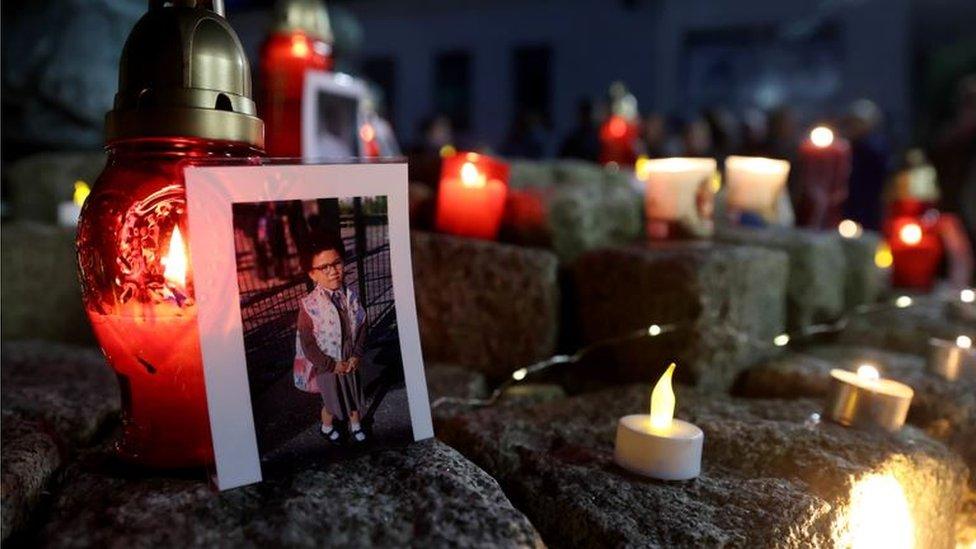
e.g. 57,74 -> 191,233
412,231 -> 560,379
1,413 -> 63,542
839,231 -> 888,309
572,241 -> 788,391
716,224 -> 846,329
437,385 -> 967,548
736,344 -> 976,479
34,439 -> 542,549
1,224 -> 93,344
502,160 -> 643,262
1,340 -> 119,445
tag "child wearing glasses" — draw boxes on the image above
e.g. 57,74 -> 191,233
293,235 -> 368,443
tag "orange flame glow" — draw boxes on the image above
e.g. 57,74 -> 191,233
163,226 -> 187,288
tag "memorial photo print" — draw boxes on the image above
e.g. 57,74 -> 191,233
232,196 -> 409,469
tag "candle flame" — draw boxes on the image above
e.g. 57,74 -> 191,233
838,219 -> 862,239
73,180 -> 91,207
359,123 -> 375,143
460,161 -> 485,188
845,473 -> 913,549
163,226 -> 187,288
291,34 -> 309,57
649,363 -> 676,431
857,364 -> 880,380
961,289 -> 975,304
895,295 -> 913,308
810,126 -> 834,148
874,242 -> 893,269
957,335 -> 973,349
898,222 -> 923,245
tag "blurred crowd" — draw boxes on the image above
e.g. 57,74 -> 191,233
408,76 -> 976,252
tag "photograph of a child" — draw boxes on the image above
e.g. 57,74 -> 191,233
233,195 -> 412,469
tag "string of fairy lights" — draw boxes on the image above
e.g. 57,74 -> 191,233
429,293 -> 938,410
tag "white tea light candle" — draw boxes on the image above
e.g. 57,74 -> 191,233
927,336 -> 976,381
824,365 -> 913,433
724,156 -> 791,221
614,363 -> 703,480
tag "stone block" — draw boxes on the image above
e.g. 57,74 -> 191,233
426,363 -> 488,404
412,231 -> 560,380
839,293 -> 974,355
1,413 -> 62,542
38,439 -> 542,548
1,341 -> 119,445
1,223 -> 93,344
437,384 -> 968,548
6,152 -> 105,223
716,224 -> 846,329
572,242 -> 788,391
736,344 -> 976,480
840,231 -> 888,309
502,160 -> 643,262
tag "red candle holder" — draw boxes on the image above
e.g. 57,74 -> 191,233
795,126 -> 851,229
435,152 -> 509,240
884,200 -> 943,289
599,114 -> 639,166
77,1 -> 264,469
260,31 -> 332,157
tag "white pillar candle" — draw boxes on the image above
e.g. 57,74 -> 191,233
824,365 -> 913,433
614,363 -> 703,480
724,156 -> 791,221
640,157 -> 716,239
927,336 -> 976,381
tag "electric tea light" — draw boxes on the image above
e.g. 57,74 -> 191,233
824,364 -> 913,433
614,363 -> 703,480
76,0 -> 264,468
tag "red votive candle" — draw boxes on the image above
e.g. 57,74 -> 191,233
885,200 -> 943,289
796,126 -> 852,229
599,114 -> 639,166
435,152 -> 509,239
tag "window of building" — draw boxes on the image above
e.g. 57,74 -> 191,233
361,55 -> 397,123
512,45 -> 553,126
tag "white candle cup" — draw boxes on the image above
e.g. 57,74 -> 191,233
642,157 -> 716,239
724,156 -> 791,222
57,201 -> 82,227
614,414 -> 703,480
927,337 -> 976,381
824,369 -> 913,433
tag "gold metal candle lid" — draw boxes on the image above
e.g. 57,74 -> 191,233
105,0 -> 264,148
272,0 -> 333,43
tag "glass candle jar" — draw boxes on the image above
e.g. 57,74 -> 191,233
77,137 -> 262,468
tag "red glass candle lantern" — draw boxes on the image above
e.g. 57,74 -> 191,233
435,152 -> 509,240
76,0 -> 264,468
884,199 -> 943,289
795,125 -> 852,229
260,0 -> 334,157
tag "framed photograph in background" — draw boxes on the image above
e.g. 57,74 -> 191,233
185,162 -> 432,490
301,72 -> 370,160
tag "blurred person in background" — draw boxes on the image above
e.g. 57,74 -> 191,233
843,99 -> 891,231
501,109 -> 548,159
681,115 -> 714,157
641,112 -> 671,158
411,114 -> 454,156
704,107 -> 741,161
931,75 -> 976,261
559,98 -> 600,161
739,108 -> 770,157
766,106 -> 800,161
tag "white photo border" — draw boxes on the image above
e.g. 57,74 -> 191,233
301,71 -> 370,160
185,162 -> 432,491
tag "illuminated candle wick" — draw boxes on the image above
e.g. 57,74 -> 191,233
649,363 -> 676,431
898,222 -> 923,245
810,126 -> 834,148
460,161 -> 485,188
957,335 -> 973,350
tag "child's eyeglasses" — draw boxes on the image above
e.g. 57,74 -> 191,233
311,259 -> 344,273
